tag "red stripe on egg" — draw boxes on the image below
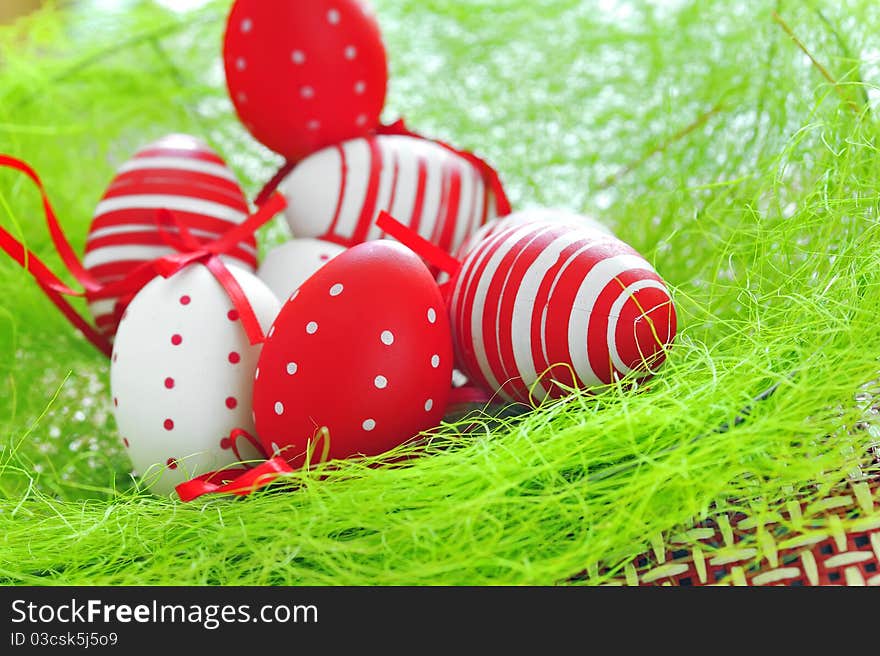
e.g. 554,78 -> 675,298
82,135 -> 256,341
350,137 -> 383,245
283,135 -> 497,259
377,146 -> 401,239
134,145 -> 226,166
454,225 -> 516,380
436,163 -> 462,257
104,174 -> 250,209
585,267 -> 670,384
528,237 -> 601,399
88,210 -> 250,239
84,231 -> 256,267
459,164 -> 482,253
409,156 -> 429,237
451,221 -> 676,404
480,224 -> 556,399
541,242 -> 613,392
324,144 -> 348,243
451,224 -> 525,396
494,226 -> 568,402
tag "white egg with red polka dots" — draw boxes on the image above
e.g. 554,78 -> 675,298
110,263 -> 280,497
256,238 -> 346,303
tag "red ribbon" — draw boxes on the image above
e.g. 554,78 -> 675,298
0,156 -> 114,356
448,386 -> 492,407
0,153 -> 286,354
92,193 -> 286,346
0,224 -> 114,357
375,210 -> 494,408
175,428 -> 294,502
376,210 -> 461,278
175,458 -> 294,502
253,118 -> 512,218
0,154 -> 102,293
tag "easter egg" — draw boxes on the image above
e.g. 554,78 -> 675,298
253,240 -> 453,468
456,207 -> 615,260
279,134 -> 501,255
448,221 -> 677,405
256,238 -> 346,303
110,263 -> 280,496
83,134 -> 256,341
223,0 -> 388,161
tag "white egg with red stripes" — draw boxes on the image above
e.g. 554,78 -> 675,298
110,262 -> 280,497
278,134 -> 502,257
83,133 -> 257,341
448,220 -> 677,405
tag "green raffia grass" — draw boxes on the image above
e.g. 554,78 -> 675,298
2,0 -> 880,585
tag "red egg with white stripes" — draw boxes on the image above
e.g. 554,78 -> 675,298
82,134 -> 256,340
223,0 -> 387,161
279,134 -> 501,257
449,221 -> 677,405
253,240 -> 453,468
110,263 -> 280,497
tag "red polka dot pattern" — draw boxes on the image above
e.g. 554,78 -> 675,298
253,240 -> 452,469
109,263 -> 282,497
223,0 -> 388,161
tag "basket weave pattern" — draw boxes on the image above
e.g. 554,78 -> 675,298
595,461 -> 880,586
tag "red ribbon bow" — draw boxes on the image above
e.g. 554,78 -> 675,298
91,193 -> 287,346
0,153 -> 286,354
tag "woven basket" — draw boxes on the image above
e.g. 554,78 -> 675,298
583,445 -> 880,586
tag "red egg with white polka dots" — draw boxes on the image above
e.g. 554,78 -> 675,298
110,263 -> 280,497
223,0 -> 388,161
252,240 -> 452,468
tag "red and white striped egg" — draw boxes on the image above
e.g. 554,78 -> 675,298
456,207 -> 615,260
256,238 -> 346,303
223,0 -> 388,161
110,263 -> 280,497
83,134 -> 256,340
449,221 -> 677,405
279,134 -> 500,256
